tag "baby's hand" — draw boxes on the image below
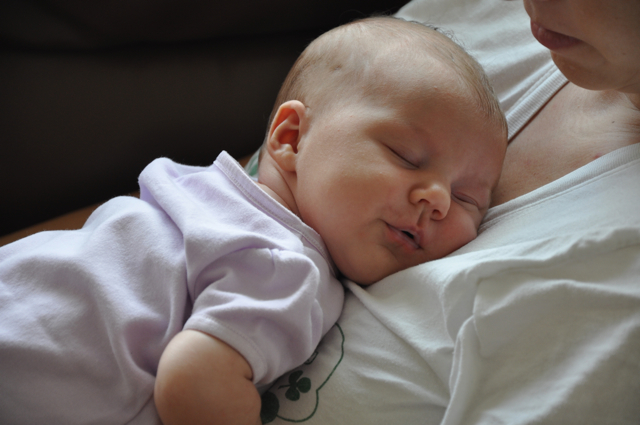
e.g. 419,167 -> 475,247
155,330 -> 261,425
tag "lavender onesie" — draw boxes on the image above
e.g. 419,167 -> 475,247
0,151 -> 344,425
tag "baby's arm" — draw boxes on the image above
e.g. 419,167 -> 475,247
155,330 -> 261,425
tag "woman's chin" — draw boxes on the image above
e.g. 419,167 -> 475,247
550,53 -> 613,92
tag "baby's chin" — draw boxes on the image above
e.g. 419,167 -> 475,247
338,264 -> 404,286
332,246 -> 444,286
342,253 -> 452,285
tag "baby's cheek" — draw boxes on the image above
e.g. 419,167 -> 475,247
437,216 -> 478,257
454,219 -> 480,249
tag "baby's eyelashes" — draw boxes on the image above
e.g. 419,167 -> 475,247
387,145 -> 419,169
452,192 -> 479,208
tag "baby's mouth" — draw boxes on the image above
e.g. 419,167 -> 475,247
388,224 -> 421,250
402,230 -> 414,239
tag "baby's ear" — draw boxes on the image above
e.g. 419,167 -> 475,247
266,100 -> 306,172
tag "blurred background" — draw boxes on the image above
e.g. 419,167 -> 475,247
0,0 -> 409,237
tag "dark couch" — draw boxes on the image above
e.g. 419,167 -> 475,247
0,0 -> 409,237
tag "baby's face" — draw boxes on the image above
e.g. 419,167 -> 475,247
293,66 -> 507,285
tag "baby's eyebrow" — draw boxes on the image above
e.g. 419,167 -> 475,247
457,178 -> 493,206
376,122 -> 432,155
373,112 -> 427,136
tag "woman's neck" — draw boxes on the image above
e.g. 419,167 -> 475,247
491,83 -> 640,206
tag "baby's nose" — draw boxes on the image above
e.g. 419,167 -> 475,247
409,183 -> 451,220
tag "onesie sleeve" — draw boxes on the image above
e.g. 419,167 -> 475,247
183,246 -> 342,386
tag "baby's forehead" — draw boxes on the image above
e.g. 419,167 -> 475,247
304,19 -> 506,138
368,48 -> 457,84
358,37 -> 506,140
355,54 -> 476,112
315,41 -> 460,102
335,33 -> 473,95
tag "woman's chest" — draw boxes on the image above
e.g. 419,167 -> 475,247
492,84 -> 635,206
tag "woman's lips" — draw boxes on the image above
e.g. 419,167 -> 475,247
530,21 -> 580,51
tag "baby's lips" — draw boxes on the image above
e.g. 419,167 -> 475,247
396,224 -> 424,250
386,223 -> 420,251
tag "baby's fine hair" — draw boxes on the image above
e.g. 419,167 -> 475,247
262,16 -> 507,149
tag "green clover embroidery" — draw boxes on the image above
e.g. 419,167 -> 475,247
260,323 -> 344,424
261,391 -> 279,424
279,371 -> 311,401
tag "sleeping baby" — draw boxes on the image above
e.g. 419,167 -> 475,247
0,16 -> 506,425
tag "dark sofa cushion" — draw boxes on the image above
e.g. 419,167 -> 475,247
0,0 -> 409,236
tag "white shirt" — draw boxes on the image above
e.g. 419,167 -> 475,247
261,1 -> 640,424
